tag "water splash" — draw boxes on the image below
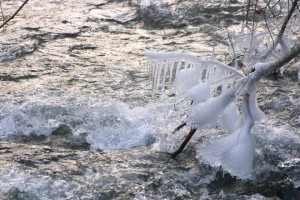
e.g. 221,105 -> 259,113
0,170 -> 70,200
0,94 -> 181,150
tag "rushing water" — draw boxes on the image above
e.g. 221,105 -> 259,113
0,0 -> 299,199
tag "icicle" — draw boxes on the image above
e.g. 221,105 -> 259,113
154,63 -> 161,91
222,94 -> 255,178
146,52 -> 245,94
169,59 -> 175,87
174,68 -> 198,94
162,60 -> 168,91
176,59 -> 185,76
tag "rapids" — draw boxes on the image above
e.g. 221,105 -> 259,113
0,0 -> 299,199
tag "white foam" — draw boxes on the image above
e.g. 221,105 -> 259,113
0,95 -> 179,151
0,170 -> 70,199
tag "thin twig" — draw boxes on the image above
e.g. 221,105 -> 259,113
172,122 -> 186,134
263,1 -> 275,47
278,0 -> 298,39
250,42 -> 300,82
266,0 -> 276,17
0,0 -> 30,29
260,0 -> 298,60
245,0 -> 251,27
170,128 -> 197,158
252,0 -> 258,31
225,26 -> 238,68
270,0 -> 282,17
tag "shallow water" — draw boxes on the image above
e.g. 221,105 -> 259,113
0,0 -> 299,199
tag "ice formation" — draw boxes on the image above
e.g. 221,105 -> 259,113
186,86 -> 237,129
220,102 -> 243,134
146,51 -> 245,95
230,27 -> 293,76
147,52 -> 265,179
198,96 -> 256,179
249,84 -> 267,122
183,82 -> 210,104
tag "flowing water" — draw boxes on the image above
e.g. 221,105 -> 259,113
0,0 -> 299,199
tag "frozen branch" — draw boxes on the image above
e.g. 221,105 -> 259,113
242,42 -> 300,93
260,0 -> 298,60
260,42 -> 300,76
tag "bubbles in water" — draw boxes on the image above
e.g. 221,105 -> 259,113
0,42 -> 36,62
0,170 -> 70,199
0,94 -> 180,151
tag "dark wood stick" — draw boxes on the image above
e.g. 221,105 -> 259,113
170,128 -> 197,158
278,0 -> 298,39
261,0 -> 298,59
172,122 -> 187,133
0,0 -> 30,29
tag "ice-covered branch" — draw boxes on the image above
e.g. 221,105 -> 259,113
260,0 -> 298,60
198,93 -> 256,179
239,41 -> 300,98
254,42 -> 300,79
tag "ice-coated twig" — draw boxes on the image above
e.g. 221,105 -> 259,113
146,51 -> 245,94
147,40 -> 300,177
260,0 -> 298,61
186,84 -> 240,129
225,27 -> 238,68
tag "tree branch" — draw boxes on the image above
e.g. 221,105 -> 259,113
245,0 -> 251,27
278,0 -> 298,39
240,41 -> 300,95
254,42 -> 300,80
260,0 -> 298,60
263,42 -> 300,75
0,0 -> 30,29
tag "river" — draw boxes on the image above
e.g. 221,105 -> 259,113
0,0 -> 299,199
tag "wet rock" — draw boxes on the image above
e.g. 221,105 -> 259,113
17,159 -> 39,168
51,124 -> 72,137
14,135 -> 48,143
6,188 -> 40,200
0,74 -> 39,82
12,125 -> 90,151
0,44 -> 37,62
88,1 -> 140,26
136,0 -> 245,29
